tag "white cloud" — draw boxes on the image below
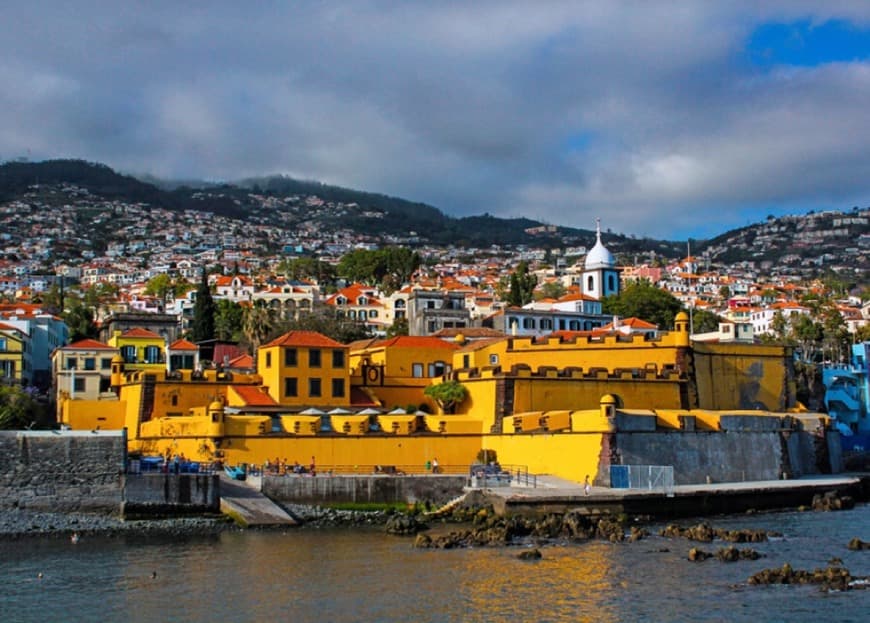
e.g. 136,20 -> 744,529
1,1 -> 869,238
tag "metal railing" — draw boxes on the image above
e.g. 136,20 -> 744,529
610,464 -> 674,496
467,464 -> 536,488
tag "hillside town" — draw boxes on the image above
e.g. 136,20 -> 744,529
1,179 -> 869,400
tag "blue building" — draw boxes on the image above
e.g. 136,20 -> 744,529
823,341 -> 870,451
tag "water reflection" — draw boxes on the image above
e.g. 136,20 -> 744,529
3,507 -> 869,623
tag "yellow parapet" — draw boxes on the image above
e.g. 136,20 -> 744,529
330,414 -> 369,435
539,410 -> 572,432
378,414 -> 418,434
511,412 -> 544,433
279,415 -> 320,436
424,415 -> 484,434
570,408 -> 613,432
224,415 -> 270,436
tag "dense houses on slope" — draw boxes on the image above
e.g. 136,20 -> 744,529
1,181 -> 869,394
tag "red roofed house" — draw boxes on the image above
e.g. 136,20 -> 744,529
167,338 -> 200,372
257,331 -> 350,409
324,283 -> 389,335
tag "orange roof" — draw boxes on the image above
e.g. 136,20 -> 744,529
372,336 -> 460,350
122,327 -> 162,338
61,338 -> 114,350
604,317 -> 658,330
169,338 -> 198,351
228,353 -> 255,369
231,385 -> 279,407
262,330 -> 346,349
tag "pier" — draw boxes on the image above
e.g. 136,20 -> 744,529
479,474 -> 870,518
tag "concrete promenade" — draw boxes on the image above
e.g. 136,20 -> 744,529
480,473 -> 869,518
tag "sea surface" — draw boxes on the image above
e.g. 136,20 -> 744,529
3,505 -> 869,623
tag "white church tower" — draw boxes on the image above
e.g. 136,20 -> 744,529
582,219 -> 620,299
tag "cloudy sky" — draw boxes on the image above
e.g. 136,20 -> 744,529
2,1 -> 870,239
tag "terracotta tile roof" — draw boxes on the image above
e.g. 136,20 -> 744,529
122,327 -> 162,338
231,385 -> 279,407
456,337 -> 508,353
169,338 -> 198,351
372,336 -> 461,350
263,330 -> 346,349
601,317 -> 658,330
431,327 -> 506,338
227,353 -> 255,369
61,338 -> 115,350
213,343 -> 246,363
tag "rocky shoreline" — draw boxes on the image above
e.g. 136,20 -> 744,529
0,503 -> 400,540
0,509 -> 239,540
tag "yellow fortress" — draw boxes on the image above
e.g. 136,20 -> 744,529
57,314 -> 831,486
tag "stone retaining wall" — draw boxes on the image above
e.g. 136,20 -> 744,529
263,474 -> 467,506
122,473 -> 220,516
0,430 -> 220,516
0,430 -> 125,513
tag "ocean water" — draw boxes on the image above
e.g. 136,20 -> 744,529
3,506 -> 869,623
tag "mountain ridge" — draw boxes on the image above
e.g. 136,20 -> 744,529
1,159 -> 867,277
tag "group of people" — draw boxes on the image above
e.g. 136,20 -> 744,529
264,456 -> 317,476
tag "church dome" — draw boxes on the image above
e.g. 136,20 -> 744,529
584,220 -> 615,270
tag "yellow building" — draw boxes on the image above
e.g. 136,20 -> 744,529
54,314 -> 808,486
258,331 -> 350,409
107,328 -> 167,373
51,338 -> 119,418
349,335 -> 460,412
0,322 -> 25,384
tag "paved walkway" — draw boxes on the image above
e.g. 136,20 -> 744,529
490,473 -> 865,501
219,473 -> 297,527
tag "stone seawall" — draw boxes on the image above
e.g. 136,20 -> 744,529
123,473 -> 220,516
0,430 -> 125,513
0,430 -> 220,517
263,474 -> 467,506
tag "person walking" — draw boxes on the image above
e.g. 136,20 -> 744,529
584,475 -> 591,496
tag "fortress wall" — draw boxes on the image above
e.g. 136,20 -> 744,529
0,430 -> 125,513
263,474 -> 467,506
692,343 -> 793,411
614,431 -> 784,484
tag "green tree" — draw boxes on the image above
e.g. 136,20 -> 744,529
790,314 -> 823,363
277,257 -> 337,284
0,385 -> 42,430
423,379 -> 468,414
242,300 -> 276,352
214,299 -> 244,342
691,309 -> 722,334
337,249 -> 385,285
336,246 -> 420,292
506,261 -> 536,307
191,270 -> 215,343
602,280 -> 683,329
718,285 -> 731,300
386,316 -> 409,338
536,281 -> 566,301
281,308 -> 371,344
144,273 -> 174,309
64,301 -> 98,342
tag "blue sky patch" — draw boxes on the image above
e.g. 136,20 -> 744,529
747,19 -> 870,67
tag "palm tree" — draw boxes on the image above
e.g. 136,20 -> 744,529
242,301 -> 275,352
